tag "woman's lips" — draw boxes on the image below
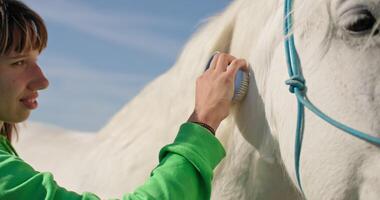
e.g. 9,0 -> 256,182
20,93 -> 39,110
20,98 -> 38,109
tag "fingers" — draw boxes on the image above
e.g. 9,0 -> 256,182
206,52 -> 219,72
205,52 -> 249,79
226,58 -> 248,77
214,53 -> 236,72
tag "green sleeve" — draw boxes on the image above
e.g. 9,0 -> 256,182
0,122 -> 225,200
0,137 -> 99,199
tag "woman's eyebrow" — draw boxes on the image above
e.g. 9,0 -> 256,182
7,55 -> 28,59
0,55 -> 28,63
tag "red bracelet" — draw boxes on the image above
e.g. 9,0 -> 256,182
190,121 -> 215,134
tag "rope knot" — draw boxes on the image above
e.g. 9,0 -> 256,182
285,75 -> 306,93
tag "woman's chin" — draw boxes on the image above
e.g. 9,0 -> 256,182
6,111 -> 31,123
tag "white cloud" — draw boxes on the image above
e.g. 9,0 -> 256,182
30,54 -> 155,131
41,55 -> 152,98
23,0 -> 185,58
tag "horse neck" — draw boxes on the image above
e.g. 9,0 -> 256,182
212,1 -> 302,199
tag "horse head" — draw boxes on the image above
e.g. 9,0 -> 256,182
225,0 -> 380,199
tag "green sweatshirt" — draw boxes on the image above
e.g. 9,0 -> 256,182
0,122 -> 225,200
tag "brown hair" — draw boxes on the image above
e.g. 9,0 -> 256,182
0,0 -> 48,141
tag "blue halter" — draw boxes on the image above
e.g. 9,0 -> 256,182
283,0 -> 380,194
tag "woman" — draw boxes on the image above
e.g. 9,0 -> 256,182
0,0 -> 248,199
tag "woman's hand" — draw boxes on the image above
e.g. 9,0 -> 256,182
188,53 -> 248,134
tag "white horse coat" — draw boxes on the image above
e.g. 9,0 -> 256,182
15,0 -> 380,199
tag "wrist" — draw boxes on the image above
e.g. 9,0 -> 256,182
187,111 -> 221,132
190,121 -> 216,135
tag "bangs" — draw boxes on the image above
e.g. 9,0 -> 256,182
0,1 -> 47,55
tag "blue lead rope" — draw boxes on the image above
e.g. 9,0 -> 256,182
283,0 -> 380,195
284,0 -> 306,193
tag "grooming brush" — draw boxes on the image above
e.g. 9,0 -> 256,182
205,53 -> 250,103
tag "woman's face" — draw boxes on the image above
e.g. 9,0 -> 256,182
0,50 -> 49,123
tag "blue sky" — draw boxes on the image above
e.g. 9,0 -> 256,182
23,0 -> 231,132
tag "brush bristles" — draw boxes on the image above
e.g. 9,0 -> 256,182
232,72 -> 250,103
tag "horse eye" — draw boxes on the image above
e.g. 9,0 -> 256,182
344,9 -> 376,33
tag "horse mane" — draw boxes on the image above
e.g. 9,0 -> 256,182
97,0 -> 241,139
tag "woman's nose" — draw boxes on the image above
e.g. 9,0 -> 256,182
27,64 -> 49,91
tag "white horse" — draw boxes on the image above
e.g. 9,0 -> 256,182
14,0 -> 380,199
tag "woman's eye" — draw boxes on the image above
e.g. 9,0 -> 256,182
343,9 -> 376,33
11,60 -> 25,66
